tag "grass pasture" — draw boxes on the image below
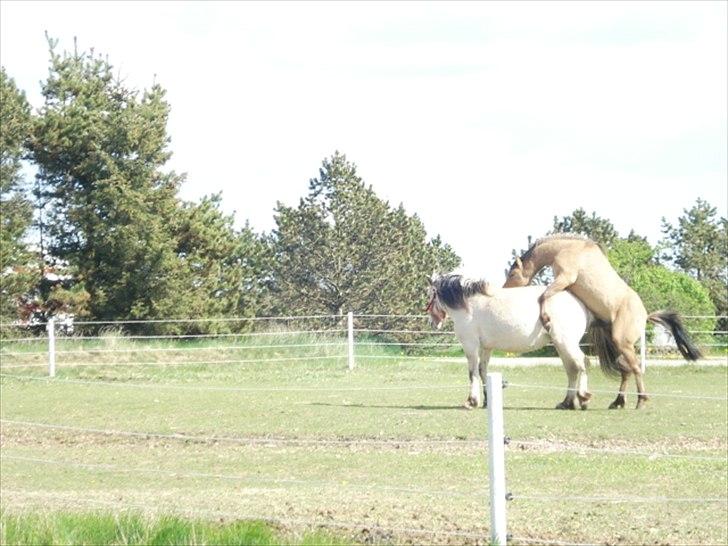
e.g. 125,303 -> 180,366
1,330 -> 726,545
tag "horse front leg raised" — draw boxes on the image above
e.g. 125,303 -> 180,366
538,271 -> 577,331
478,347 -> 492,408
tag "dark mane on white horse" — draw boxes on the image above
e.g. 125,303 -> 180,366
433,274 -> 490,310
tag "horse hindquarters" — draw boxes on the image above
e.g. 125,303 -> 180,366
545,294 -> 592,410
605,302 -> 649,409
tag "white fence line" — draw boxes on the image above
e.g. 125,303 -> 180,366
2,454 -> 481,499
510,493 -> 727,504
507,382 -> 727,401
0,419 -> 484,447
2,313 -> 722,328
0,355 -> 346,369
2,372 -> 725,403
0,374 -> 467,392
1,314 -> 725,369
1,342 -> 347,357
6,412 -> 723,461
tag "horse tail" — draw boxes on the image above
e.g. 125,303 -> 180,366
647,311 -> 703,361
588,320 -> 622,378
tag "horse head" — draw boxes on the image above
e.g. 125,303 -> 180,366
503,256 -> 529,288
426,274 -> 448,330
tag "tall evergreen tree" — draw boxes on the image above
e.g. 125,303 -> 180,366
660,198 -> 727,325
174,195 -> 272,330
270,152 -> 460,319
0,68 -> 37,322
29,38 -> 188,323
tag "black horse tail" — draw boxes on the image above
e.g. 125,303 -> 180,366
648,311 -> 703,361
588,320 -> 623,378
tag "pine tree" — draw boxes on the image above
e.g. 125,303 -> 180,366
29,38 -> 188,323
0,68 -> 37,322
174,195 -> 272,331
551,208 -> 619,247
660,198 -> 727,326
270,152 -> 460,328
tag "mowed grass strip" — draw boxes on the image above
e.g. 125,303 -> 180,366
0,512 -> 352,546
1,337 -> 726,545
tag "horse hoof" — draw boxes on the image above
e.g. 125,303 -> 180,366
608,402 -> 624,410
555,401 -> 575,410
636,399 -> 649,409
540,314 -> 552,331
463,398 -> 478,409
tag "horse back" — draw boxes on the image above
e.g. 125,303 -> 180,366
469,286 -> 588,352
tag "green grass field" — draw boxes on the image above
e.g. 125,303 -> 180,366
1,332 -> 726,545
0,512 -> 350,546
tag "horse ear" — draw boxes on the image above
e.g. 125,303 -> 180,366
515,257 -> 523,270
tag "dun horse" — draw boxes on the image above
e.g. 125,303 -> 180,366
503,234 -> 702,409
426,273 -> 593,409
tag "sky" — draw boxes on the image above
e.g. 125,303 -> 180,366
1,0 -> 726,282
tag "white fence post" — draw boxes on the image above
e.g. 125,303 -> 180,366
47,318 -> 56,378
347,311 -> 355,370
640,328 -> 646,374
487,372 -> 507,546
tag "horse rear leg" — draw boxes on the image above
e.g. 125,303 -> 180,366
553,342 -> 590,410
619,344 -> 649,409
611,313 -> 649,409
576,356 -> 593,410
608,371 -> 629,409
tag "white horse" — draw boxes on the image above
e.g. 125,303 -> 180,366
426,273 -> 593,409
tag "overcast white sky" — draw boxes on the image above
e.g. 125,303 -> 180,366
2,1 -> 726,281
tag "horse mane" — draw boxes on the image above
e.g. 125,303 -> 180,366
517,233 -> 603,265
433,274 -> 491,310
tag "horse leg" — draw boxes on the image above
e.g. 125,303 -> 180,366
464,349 -> 480,409
611,308 -> 649,409
576,355 -> 592,410
538,271 -> 577,330
478,347 -> 492,409
626,347 -> 649,409
608,371 -> 629,409
552,341 -> 582,410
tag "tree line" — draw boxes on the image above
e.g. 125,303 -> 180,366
1,39 -> 726,336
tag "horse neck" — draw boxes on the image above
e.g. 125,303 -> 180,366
524,243 -> 560,276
